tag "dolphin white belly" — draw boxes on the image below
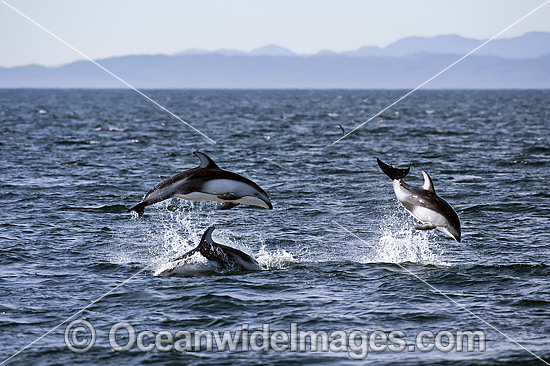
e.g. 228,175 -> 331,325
173,184 -> 270,208
173,191 -> 224,202
410,205 -> 448,227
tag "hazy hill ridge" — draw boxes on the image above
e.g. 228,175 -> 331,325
1,32 -> 549,88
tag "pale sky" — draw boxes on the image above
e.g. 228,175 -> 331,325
1,0 -> 549,67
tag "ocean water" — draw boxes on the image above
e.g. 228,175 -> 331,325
1,89 -> 549,365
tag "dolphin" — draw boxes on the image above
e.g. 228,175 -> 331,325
377,157 -> 461,242
155,226 -> 261,276
128,151 -> 273,215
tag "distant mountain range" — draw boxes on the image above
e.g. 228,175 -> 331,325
178,32 -> 550,59
1,32 -> 549,88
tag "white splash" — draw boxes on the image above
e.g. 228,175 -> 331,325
360,210 -> 449,266
145,204 -> 214,272
113,201 -> 295,275
256,247 -> 297,270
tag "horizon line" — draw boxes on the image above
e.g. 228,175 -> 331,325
1,30 -> 548,69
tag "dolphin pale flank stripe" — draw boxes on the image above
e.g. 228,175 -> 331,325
377,157 -> 461,242
128,151 -> 273,215
155,226 -> 261,276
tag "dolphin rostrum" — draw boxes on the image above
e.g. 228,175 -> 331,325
377,157 -> 461,242
156,226 -> 261,276
128,151 -> 273,215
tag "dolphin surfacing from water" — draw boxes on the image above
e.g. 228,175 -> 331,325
128,151 -> 273,215
155,226 -> 261,276
377,157 -> 461,242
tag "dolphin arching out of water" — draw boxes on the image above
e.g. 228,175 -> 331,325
377,157 -> 461,242
128,151 -> 273,216
155,226 -> 261,276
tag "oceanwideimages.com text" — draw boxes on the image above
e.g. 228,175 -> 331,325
65,320 -> 486,359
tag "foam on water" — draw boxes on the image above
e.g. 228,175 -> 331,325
113,202 -> 444,273
110,201 -> 213,269
114,200 -> 297,274
360,209 -> 450,266
255,246 -> 297,270
146,206 -> 213,272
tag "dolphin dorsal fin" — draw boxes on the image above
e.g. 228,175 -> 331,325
193,151 -> 220,170
421,171 -> 435,193
197,226 -> 217,259
199,226 -> 216,248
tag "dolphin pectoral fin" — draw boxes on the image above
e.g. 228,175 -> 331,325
216,202 -> 240,210
414,224 -> 437,230
217,192 -> 240,200
170,247 -> 200,263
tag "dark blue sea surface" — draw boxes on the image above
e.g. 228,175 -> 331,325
1,89 -> 549,365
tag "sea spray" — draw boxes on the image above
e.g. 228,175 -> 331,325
114,200 -> 296,274
360,209 -> 449,266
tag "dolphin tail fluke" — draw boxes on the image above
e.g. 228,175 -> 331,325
377,157 -> 410,180
128,202 -> 146,216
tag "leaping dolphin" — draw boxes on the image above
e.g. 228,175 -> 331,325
128,151 -> 273,215
155,226 -> 261,276
377,157 -> 461,242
